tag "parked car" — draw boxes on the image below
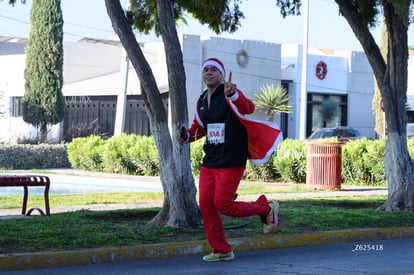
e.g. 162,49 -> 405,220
308,126 -> 362,142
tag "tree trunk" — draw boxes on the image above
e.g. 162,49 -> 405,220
335,0 -> 414,211
155,0 -> 200,227
39,121 -> 47,143
381,133 -> 414,211
104,0 -> 200,226
378,4 -> 414,211
372,18 -> 388,138
265,110 -> 274,122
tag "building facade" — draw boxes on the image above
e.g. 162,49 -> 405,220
1,34 -> 412,143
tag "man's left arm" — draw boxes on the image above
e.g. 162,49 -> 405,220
227,89 -> 255,115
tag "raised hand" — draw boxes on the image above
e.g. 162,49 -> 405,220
177,126 -> 187,145
224,71 -> 237,96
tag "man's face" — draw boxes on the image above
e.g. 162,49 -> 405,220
202,65 -> 223,88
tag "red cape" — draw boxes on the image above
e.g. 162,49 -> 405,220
226,99 -> 283,165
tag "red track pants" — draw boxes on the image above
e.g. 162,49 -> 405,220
199,166 -> 270,254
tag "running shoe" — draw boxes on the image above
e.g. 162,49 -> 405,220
202,251 -> 235,262
263,200 -> 279,234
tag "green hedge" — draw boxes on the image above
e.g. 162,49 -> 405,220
189,138 -> 205,176
342,138 -> 386,184
67,135 -> 105,171
66,135 -> 414,186
0,144 -> 70,169
67,134 -> 159,175
272,139 -> 306,183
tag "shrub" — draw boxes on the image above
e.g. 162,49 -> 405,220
127,135 -> 159,176
342,138 -> 386,185
67,135 -> 105,171
363,138 -> 386,184
342,138 -> 371,184
32,143 -> 71,168
68,134 -> 160,175
0,144 -> 70,169
64,134 -> 414,185
273,139 -> 306,183
407,138 -> 414,158
102,134 -> 135,173
190,138 -> 205,176
101,134 -> 139,174
245,152 -> 280,181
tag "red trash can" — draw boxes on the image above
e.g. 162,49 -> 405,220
306,141 -> 343,190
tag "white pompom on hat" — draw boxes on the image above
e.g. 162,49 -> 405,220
202,58 -> 226,77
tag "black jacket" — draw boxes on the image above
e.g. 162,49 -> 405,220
196,84 -> 249,168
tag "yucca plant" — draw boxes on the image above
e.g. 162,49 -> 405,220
252,84 -> 292,121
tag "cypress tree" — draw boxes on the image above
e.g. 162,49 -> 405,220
23,0 -> 65,143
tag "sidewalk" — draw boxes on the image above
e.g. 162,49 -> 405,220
2,169 -> 410,272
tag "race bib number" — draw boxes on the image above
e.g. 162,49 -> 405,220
207,123 -> 225,144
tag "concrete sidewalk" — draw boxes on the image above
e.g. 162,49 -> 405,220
2,169 -> 406,272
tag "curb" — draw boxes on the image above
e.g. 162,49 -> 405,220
1,226 -> 414,271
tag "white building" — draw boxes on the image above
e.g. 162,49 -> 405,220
280,45 -> 376,138
1,34 -> 412,143
182,34 -> 282,123
181,35 -> 376,139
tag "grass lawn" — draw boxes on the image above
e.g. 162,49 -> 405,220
1,189 -> 413,254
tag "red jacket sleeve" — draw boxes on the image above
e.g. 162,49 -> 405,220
185,89 -> 253,143
185,99 -> 206,143
187,117 -> 206,142
227,89 -> 255,115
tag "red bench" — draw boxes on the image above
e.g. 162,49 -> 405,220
0,175 -> 50,216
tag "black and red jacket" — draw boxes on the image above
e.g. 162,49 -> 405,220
187,84 -> 254,168
186,84 -> 283,166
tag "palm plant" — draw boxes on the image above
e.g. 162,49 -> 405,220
252,84 -> 292,122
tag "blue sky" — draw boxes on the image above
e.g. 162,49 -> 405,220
1,0 -> 413,51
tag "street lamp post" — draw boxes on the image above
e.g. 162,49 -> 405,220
299,0 -> 309,140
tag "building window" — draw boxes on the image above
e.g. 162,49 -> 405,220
12,97 -> 23,117
407,111 -> 414,123
306,93 -> 348,136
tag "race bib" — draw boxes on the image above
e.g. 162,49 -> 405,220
207,123 -> 225,144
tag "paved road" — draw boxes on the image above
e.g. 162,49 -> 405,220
2,238 -> 413,275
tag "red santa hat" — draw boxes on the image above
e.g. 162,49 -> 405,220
202,58 -> 226,77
